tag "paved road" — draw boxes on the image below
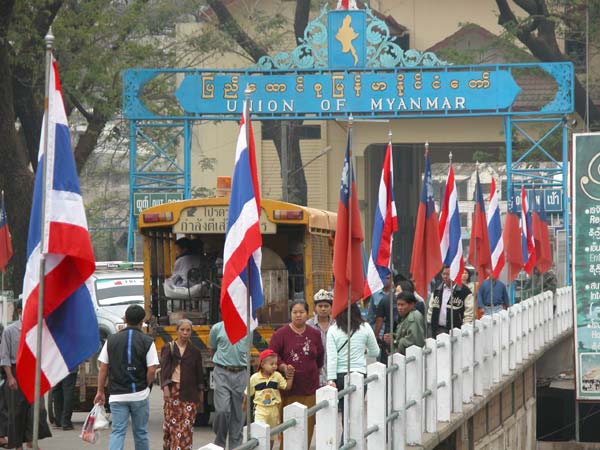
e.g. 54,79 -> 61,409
32,388 -> 216,450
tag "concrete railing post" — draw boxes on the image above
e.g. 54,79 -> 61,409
480,316 -> 492,392
514,303 -> 523,366
367,362 -> 386,450
406,346 -> 423,445
315,385 -> 338,450
424,338 -> 438,433
540,294 -> 547,347
491,313 -> 501,384
451,328 -> 463,413
556,288 -> 562,334
535,294 -> 544,352
508,308 -> 516,370
461,324 -> 473,403
347,372 -> 365,450
569,286 -> 574,329
390,353 -> 406,450
547,291 -> 554,342
283,402 -> 308,450
249,422 -> 270,450
521,301 -> 529,360
436,333 -> 451,423
500,310 -> 510,376
555,288 -> 562,335
528,298 -> 535,356
473,320 -> 484,396
198,444 -> 224,450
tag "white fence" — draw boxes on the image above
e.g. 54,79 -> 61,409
200,287 -> 573,450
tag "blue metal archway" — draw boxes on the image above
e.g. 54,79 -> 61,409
123,4 -> 574,286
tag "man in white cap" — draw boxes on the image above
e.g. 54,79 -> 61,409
307,289 -> 334,386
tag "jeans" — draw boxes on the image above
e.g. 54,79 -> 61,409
109,398 -> 149,450
483,305 -> 504,316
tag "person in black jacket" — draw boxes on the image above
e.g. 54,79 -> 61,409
427,266 -> 472,337
94,305 -> 159,450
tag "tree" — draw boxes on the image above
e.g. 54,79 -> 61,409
0,0 -> 204,293
496,0 -> 600,127
205,0 -> 311,205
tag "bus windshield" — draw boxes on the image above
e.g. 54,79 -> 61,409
138,197 -> 336,329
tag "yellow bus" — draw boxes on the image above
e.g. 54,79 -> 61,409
138,196 -> 336,364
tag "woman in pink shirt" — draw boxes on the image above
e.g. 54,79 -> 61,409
269,300 -> 324,448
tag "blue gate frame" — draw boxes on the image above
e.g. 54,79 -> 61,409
123,4 -> 574,285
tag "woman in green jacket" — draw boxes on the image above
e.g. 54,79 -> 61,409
384,291 -> 425,355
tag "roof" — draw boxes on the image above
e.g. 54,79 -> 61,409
427,24 -> 567,112
356,0 -> 408,36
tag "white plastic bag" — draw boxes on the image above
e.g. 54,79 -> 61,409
80,403 -> 108,444
93,404 -> 110,430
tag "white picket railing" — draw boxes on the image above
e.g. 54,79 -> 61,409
199,287 -> 573,450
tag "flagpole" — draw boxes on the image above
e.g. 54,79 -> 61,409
387,130 -> 395,449
388,130 -> 395,357
32,28 -> 54,450
1,191 -> 5,329
448,152 -> 454,335
345,114 -> 354,445
482,166 -> 493,312
244,87 -> 253,442
447,152 -> 456,414
423,142 -> 430,340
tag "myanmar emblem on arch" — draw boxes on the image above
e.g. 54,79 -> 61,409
328,7 -> 366,68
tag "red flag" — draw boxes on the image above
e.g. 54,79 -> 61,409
0,194 -> 12,272
468,171 -> 492,282
332,133 -> 364,319
532,192 -> 553,274
503,205 -> 523,283
410,150 -> 442,299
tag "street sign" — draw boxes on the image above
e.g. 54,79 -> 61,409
573,132 -> 600,400
175,67 -> 523,119
511,188 -> 563,213
133,192 -> 183,216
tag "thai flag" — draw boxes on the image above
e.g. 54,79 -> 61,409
364,143 -> 397,298
520,187 -> 536,274
438,163 -> 464,285
486,177 -> 505,279
17,58 -> 98,403
220,105 -> 263,344
410,149 -> 442,300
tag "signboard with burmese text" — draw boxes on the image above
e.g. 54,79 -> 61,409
573,133 -> 600,400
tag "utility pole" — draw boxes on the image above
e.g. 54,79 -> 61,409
281,121 -> 289,202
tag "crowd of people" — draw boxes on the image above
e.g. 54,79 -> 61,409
0,263 -> 513,450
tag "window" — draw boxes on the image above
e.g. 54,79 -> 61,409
460,212 -> 469,227
474,183 -> 491,200
457,180 -> 468,200
261,124 -> 321,140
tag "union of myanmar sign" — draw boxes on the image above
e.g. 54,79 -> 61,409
175,68 -> 521,118
123,7 -> 573,121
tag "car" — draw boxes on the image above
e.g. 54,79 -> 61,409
92,261 -> 144,348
